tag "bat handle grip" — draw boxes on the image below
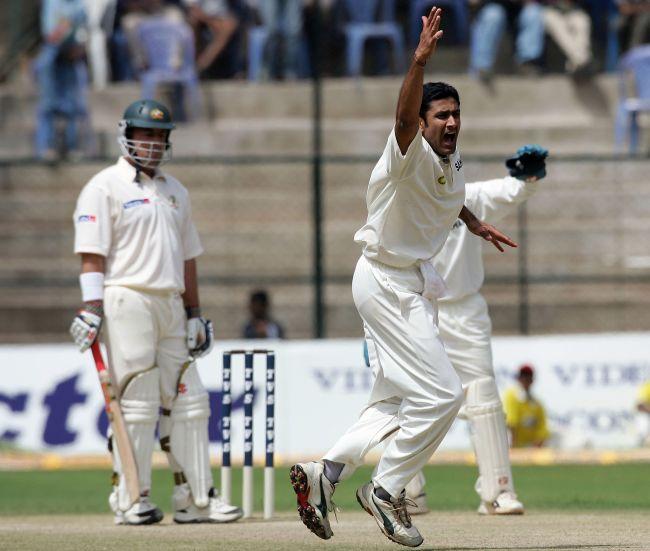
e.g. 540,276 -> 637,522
91,341 -> 106,373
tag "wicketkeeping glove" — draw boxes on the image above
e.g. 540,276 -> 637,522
70,304 -> 103,352
187,317 -> 214,358
505,144 -> 548,181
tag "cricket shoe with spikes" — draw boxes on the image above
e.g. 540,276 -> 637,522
289,461 -> 336,540
356,482 -> 423,548
477,491 -> 525,515
110,493 -> 164,526
173,485 -> 243,523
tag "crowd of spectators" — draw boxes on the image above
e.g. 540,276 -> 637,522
33,0 -> 650,159
42,0 -> 650,83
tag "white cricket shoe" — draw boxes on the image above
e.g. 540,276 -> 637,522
406,492 -> 429,515
173,485 -> 243,524
110,492 -> 164,526
356,482 -> 424,548
478,491 -> 525,515
289,461 -> 336,540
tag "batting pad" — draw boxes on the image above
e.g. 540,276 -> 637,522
169,364 -> 212,508
116,368 -> 160,507
464,377 -> 514,502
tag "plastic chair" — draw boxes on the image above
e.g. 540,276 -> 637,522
342,0 -> 406,76
409,0 -> 469,46
137,17 -> 201,118
614,45 -> 650,153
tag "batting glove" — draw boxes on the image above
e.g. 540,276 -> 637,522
70,303 -> 103,352
187,316 -> 214,358
505,144 -> 549,181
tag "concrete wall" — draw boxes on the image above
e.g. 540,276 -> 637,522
1,156 -> 649,342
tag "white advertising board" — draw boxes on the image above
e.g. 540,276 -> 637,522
0,334 -> 648,459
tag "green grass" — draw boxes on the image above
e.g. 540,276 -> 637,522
1,464 -> 649,516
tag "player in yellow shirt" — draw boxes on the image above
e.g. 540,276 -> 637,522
503,365 -> 550,447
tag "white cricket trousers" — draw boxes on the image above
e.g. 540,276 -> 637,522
103,286 -> 190,404
439,293 -> 493,384
324,256 -> 464,497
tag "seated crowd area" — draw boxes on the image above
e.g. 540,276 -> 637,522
27,0 -> 650,159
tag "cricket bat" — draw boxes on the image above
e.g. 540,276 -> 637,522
91,341 -> 140,512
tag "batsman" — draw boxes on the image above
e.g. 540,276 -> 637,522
70,99 -> 242,525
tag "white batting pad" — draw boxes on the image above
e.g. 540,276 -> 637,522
465,377 -> 514,502
169,364 -> 212,508
114,368 -> 160,506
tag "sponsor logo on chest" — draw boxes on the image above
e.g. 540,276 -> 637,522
123,198 -> 151,210
455,157 -> 463,171
77,214 -> 96,222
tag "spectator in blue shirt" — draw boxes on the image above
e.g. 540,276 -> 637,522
35,0 -> 89,161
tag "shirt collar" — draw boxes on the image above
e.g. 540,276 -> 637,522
116,157 -> 165,184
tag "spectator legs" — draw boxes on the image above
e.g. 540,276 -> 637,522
260,0 -> 303,79
515,3 -> 544,65
35,45 -> 89,160
283,0 -> 303,79
34,46 -> 59,159
470,3 -> 507,74
544,8 -> 592,72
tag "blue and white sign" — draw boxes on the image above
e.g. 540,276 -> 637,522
0,334 -> 648,458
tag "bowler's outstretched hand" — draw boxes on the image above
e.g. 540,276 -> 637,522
415,7 -> 444,65
467,220 -> 518,252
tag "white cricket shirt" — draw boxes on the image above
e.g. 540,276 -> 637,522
434,177 -> 539,302
354,128 -> 466,268
73,157 -> 204,293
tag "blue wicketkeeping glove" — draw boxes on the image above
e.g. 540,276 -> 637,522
505,144 -> 548,181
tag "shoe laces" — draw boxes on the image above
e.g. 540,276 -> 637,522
324,479 -> 340,522
391,493 -> 416,528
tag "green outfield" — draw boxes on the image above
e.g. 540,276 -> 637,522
2,463 -> 649,516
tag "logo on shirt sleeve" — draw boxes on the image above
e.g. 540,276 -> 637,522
77,215 -> 96,222
123,198 -> 151,210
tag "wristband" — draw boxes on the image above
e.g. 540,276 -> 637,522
83,302 -> 104,317
185,306 -> 201,319
80,272 -> 104,302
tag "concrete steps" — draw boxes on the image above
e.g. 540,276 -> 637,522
1,74 -> 644,158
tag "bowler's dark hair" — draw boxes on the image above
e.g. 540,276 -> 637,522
419,82 -> 460,119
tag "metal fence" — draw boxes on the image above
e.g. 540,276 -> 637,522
1,154 -> 650,342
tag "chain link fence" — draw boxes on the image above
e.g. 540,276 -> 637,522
0,155 -> 649,342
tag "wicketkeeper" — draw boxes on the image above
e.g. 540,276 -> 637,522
397,144 -> 549,515
70,99 -> 242,525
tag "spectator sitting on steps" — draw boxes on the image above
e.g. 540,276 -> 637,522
543,0 -> 595,78
242,290 -> 285,339
469,0 -> 545,83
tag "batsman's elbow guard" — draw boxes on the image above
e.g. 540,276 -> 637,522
506,144 -> 548,181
